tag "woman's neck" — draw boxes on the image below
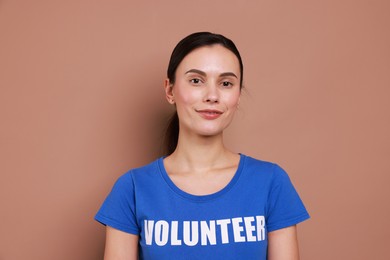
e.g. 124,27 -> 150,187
167,132 -> 237,172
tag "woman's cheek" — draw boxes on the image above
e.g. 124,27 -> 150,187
178,90 -> 201,105
224,95 -> 240,109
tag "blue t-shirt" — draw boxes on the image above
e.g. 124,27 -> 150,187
95,154 -> 310,259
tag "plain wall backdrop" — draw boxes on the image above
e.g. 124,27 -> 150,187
1,0 -> 389,259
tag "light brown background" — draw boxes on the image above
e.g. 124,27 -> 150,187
1,0 -> 389,259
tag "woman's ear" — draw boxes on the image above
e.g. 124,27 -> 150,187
164,79 -> 175,104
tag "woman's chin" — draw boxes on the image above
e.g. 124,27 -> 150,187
195,127 -> 225,138
180,122 -> 230,138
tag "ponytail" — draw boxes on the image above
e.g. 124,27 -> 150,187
163,111 -> 179,155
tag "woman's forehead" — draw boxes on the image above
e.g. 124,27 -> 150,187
177,45 -> 241,75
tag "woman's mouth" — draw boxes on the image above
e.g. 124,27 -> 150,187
196,109 -> 223,120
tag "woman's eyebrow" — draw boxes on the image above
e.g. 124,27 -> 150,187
185,69 -> 206,76
220,72 -> 238,78
185,69 -> 238,79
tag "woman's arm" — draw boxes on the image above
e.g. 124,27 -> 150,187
104,226 -> 139,260
268,225 -> 300,260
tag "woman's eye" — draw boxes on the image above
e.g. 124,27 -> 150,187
190,78 -> 201,84
222,81 -> 233,87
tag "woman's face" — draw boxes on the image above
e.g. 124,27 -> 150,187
165,44 -> 241,137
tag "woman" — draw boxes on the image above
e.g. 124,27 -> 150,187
95,32 -> 310,259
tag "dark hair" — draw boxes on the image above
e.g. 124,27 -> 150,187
163,32 -> 244,155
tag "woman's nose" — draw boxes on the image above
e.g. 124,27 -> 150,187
204,84 -> 219,103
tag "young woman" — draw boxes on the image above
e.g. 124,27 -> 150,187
95,32 -> 310,259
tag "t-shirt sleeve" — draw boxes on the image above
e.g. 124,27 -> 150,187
266,164 -> 310,232
94,172 -> 139,235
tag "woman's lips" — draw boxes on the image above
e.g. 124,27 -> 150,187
196,109 -> 223,120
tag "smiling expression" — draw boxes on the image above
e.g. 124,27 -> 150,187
165,44 -> 241,137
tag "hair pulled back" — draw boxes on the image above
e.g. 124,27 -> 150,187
163,32 -> 244,155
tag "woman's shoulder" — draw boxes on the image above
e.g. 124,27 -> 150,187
241,154 -> 281,170
117,157 -> 163,181
241,154 -> 290,180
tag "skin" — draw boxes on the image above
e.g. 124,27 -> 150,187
104,227 -> 138,259
103,44 -> 300,259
